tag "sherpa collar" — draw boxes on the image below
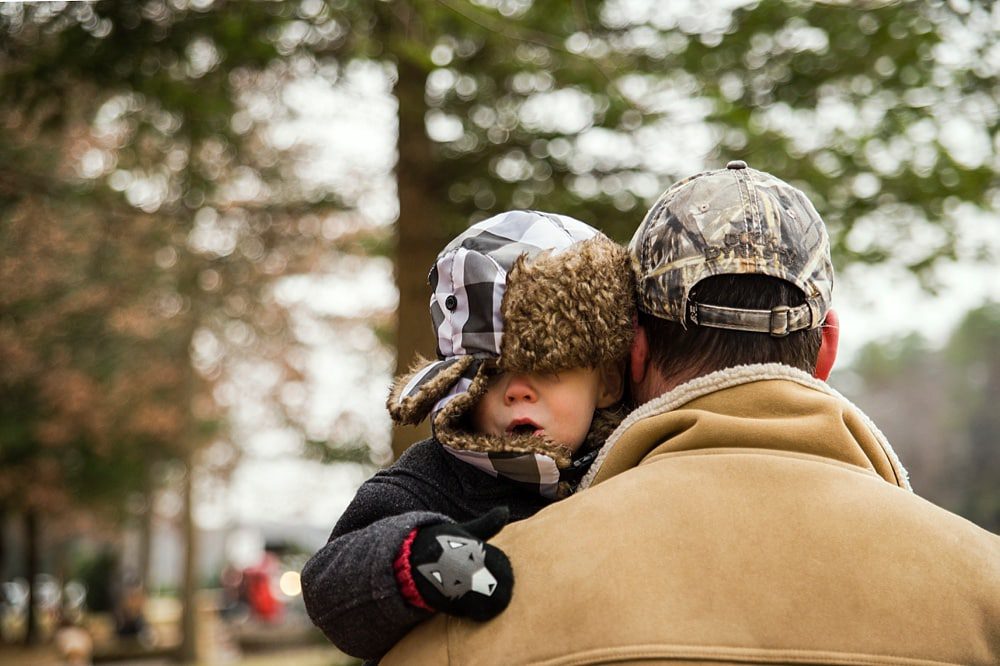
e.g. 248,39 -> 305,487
578,363 -> 910,492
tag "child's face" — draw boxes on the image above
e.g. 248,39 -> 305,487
470,366 -> 622,453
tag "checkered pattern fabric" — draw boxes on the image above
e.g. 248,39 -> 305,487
396,210 -> 600,416
396,356 -> 480,418
438,442 -> 602,500
441,446 -> 562,499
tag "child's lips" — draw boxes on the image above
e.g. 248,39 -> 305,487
506,418 -> 544,436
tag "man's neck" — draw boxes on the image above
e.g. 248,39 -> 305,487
633,365 -> 697,406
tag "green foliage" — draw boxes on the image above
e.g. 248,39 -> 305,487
844,301 -> 1000,532
852,331 -> 931,386
307,0 -> 1000,270
945,302 -> 1000,530
0,0 -> 354,518
946,301 -> 1000,366
303,437 -> 374,465
75,547 -> 118,613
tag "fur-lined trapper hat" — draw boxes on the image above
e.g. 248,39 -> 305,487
388,210 -> 635,498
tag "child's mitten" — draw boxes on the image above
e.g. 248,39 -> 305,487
394,507 -> 513,621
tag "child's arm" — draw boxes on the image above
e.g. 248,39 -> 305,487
300,474 -> 513,660
300,477 -> 448,659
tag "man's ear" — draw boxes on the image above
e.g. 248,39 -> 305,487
814,308 -> 839,381
596,363 -> 625,408
630,322 -> 650,388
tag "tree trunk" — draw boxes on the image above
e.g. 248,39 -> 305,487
391,53 -> 449,459
0,506 -> 5,578
0,506 -> 6,645
23,510 -> 38,646
174,458 -> 198,663
139,471 -> 154,591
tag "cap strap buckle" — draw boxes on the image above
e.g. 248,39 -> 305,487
687,302 -> 812,337
769,305 -> 791,337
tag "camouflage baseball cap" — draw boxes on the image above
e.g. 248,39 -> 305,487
630,160 -> 834,336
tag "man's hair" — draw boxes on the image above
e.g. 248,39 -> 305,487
639,274 -> 823,380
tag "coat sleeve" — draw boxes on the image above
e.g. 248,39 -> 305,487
380,613 -> 452,665
300,477 -> 453,660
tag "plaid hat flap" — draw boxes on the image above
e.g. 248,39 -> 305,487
630,160 -> 834,335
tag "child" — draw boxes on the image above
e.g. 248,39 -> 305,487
301,210 -> 635,662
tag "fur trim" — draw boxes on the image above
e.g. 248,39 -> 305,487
441,428 -> 575,468
387,355 -> 476,425
500,236 -> 636,373
581,404 -> 627,455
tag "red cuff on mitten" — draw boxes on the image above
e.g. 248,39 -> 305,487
393,529 -> 434,612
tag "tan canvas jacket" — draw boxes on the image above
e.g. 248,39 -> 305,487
382,364 -> 1000,666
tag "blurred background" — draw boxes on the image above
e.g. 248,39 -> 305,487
0,0 -> 997,664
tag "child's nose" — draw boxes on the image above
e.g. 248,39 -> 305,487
503,375 -> 537,405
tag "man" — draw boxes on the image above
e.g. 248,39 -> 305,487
382,162 -> 1000,665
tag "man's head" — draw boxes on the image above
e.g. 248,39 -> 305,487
629,161 -> 839,403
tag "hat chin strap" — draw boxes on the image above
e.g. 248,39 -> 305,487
440,444 -> 564,499
687,301 -> 814,337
